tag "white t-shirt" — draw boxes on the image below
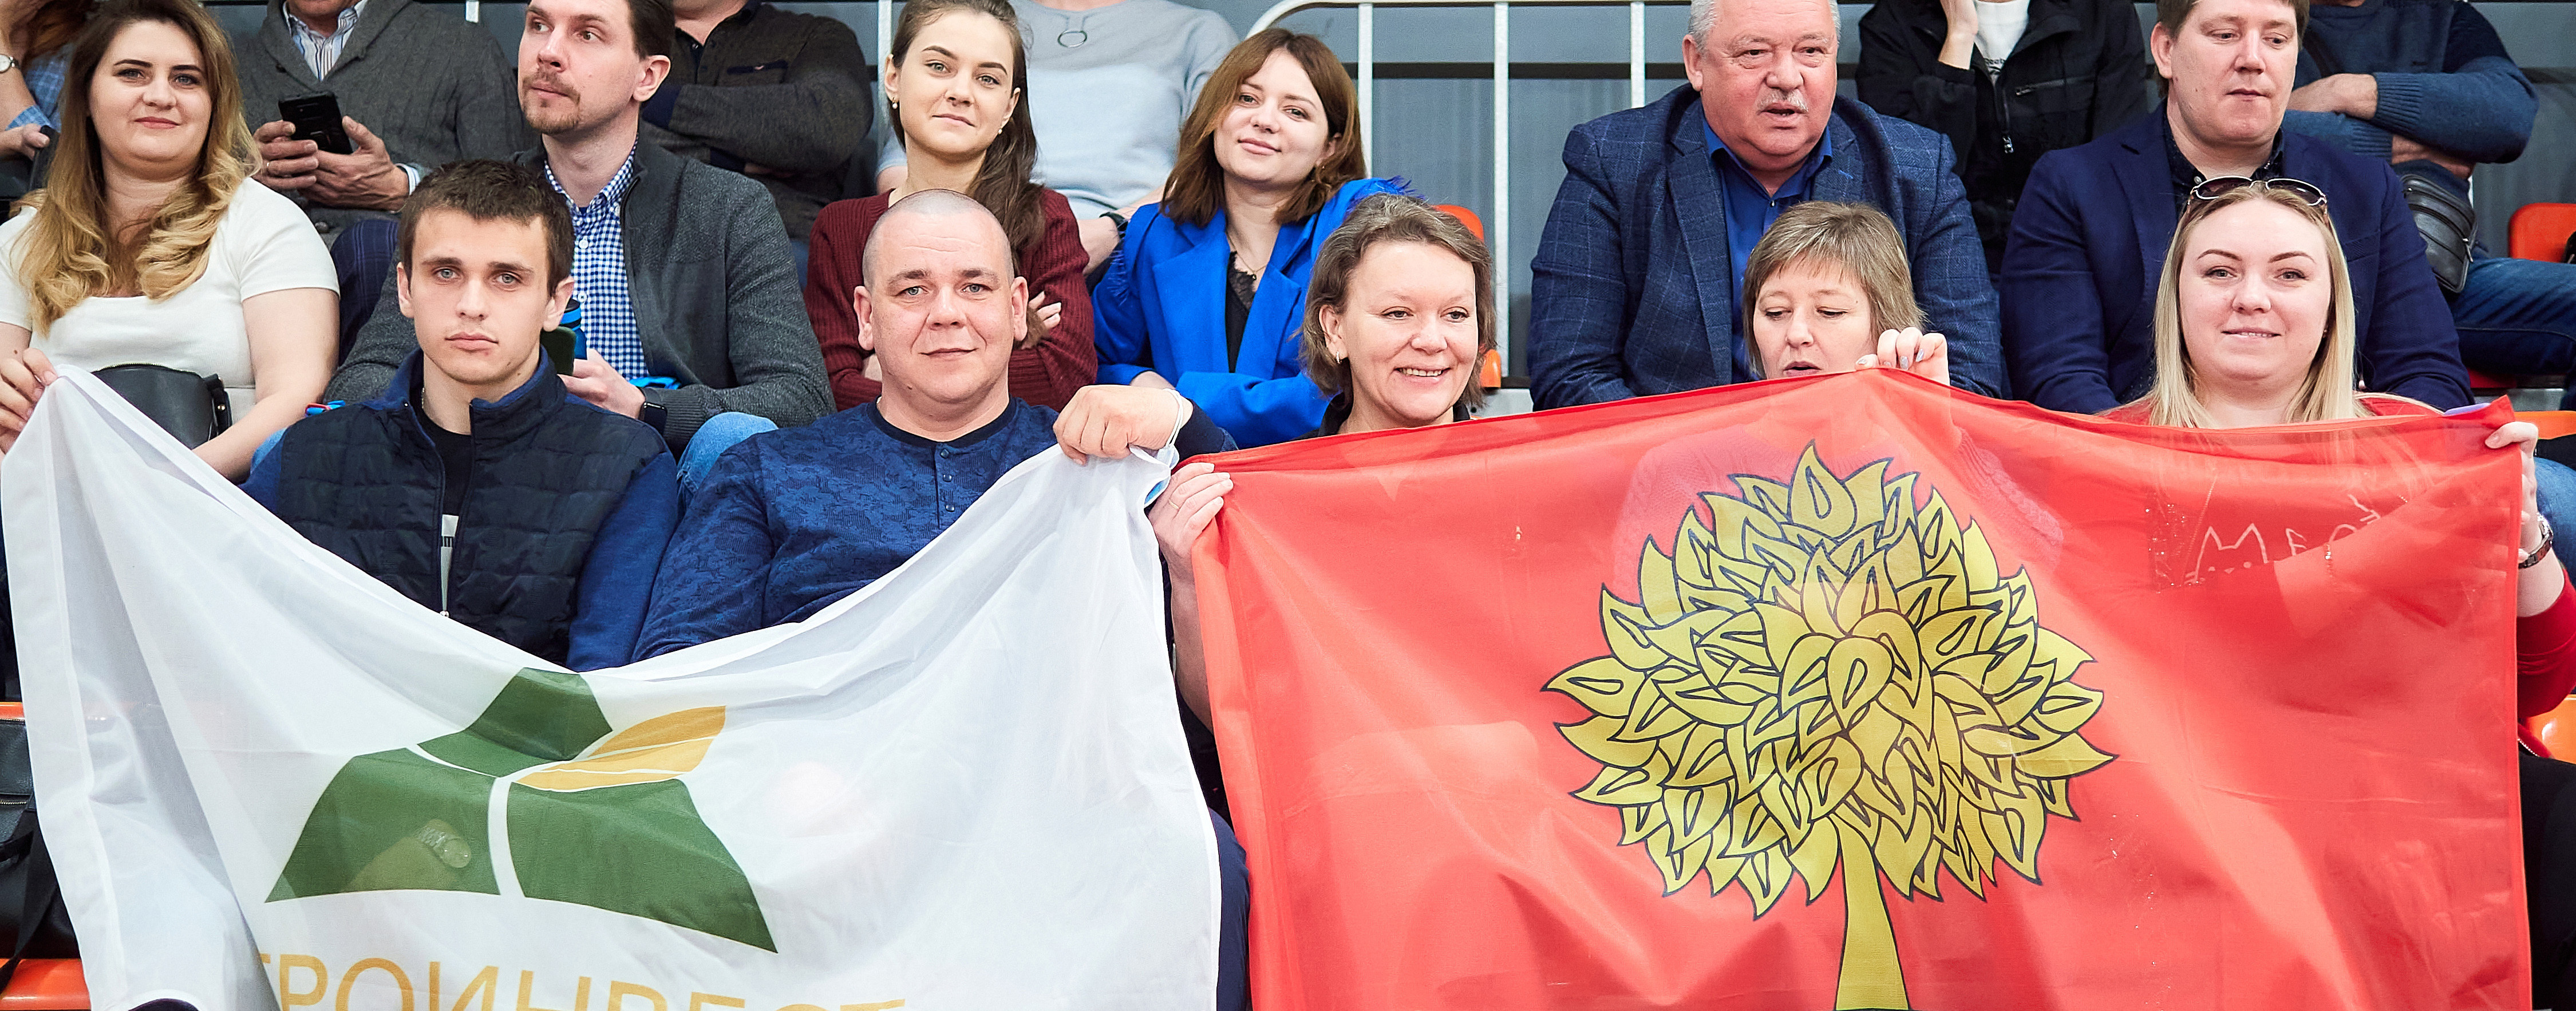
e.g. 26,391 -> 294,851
1974,0 -> 2033,73
0,180 -> 337,415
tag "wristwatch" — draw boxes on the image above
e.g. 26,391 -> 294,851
0,55 -> 21,76
639,398 -> 667,435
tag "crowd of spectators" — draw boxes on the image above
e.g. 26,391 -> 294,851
0,0 -> 2569,999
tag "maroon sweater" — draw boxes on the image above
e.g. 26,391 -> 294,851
804,187 -> 1097,410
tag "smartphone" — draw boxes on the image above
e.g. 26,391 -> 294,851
540,326 -> 585,376
278,93 -> 354,156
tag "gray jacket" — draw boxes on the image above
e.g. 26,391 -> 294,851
233,0 -> 531,235
326,139 -> 833,448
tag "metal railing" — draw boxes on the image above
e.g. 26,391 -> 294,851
1240,0 -> 1685,370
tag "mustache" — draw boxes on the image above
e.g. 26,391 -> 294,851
1760,89 -> 1809,112
522,70 -> 580,100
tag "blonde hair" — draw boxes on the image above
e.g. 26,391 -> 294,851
17,0 -> 254,337
2134,185 -> 2363,428
1737,201 -> 1920,378
1300,194 -> 1495,411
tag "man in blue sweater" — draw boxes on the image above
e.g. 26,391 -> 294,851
2282,0 -> 2576,402
1999,0 -> 2471,413
247,160 -> 681,671
636,188 -> 1245,1010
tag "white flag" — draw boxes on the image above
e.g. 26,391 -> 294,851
4,373 -> 1218,1011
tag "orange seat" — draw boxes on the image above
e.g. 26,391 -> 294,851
2530,410 -> 2576,441
2535,695 -> 2576,760
2511,203 -> 2576,263
1479,349 -> 1501,390
0,959 -> 85,1009
1432,204 -> 1484,243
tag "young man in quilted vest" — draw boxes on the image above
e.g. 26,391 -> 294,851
246,159 -> 680,671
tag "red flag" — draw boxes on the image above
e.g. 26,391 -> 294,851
1195,370 -> 2526,1010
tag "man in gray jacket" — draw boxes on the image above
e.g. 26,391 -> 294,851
236,0 -> 531,343
325,0 -> 831,455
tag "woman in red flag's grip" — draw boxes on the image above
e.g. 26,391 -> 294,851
2107,175 -> 2576,1002
1152,195 -> 1491,823
1738,200 -> 1953,388
800,0 -> 1094,412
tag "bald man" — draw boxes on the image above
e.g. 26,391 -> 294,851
635,192 -> 1246,1010
637,190 -> 1229,655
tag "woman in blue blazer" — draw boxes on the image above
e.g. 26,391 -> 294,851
1094,28 -> 1406,447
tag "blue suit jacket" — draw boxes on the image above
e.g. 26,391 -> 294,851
2000,109 -> 2470,413
1093,177 -> 1408,447
1528,86 -> 2002,409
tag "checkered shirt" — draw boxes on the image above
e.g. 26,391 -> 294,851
547,148 -> 646,379
6,50 -> 66,131
287,1 -> 365,80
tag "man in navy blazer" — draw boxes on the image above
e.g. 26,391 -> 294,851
1999,0 -> 2470,413
1528,0 -> 2002,409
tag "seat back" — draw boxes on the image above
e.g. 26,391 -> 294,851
1432,204 -> 1485,242
2510,203 -> 2576,263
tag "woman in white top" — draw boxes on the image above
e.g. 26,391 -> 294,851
0,0 -> 334,481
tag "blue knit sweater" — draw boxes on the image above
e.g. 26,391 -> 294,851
2284,0 -> 2534,196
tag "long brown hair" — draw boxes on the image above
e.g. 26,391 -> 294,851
15,0 -> 252,335
886,0 -> 1045,253
21,0 -> 97,64
1161,29 -> 1368,228
2134,184 -> 2362,428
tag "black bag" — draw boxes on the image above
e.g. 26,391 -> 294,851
92,364 -> 232,448
2400,171 -> 2476,295
0,709 -> 75,993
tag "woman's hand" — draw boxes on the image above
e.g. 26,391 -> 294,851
1856,327 -> 1950,386
0,123 -> 48,161
1022,291 -> 1060,350
0,344 -> 56,454
1149,460 -> 1232,585
2487,420 -> 2565,616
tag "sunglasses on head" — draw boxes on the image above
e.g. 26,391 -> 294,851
2190,175 -> 2329,208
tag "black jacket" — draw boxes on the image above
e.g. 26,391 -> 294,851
260,354 -> 673,665
1858,0 -> 2154,270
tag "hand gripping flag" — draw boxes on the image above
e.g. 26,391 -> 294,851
1194,370 -> 2527,1010
3,373 -> 1219,1011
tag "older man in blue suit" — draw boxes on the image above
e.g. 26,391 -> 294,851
2000,0 -> 2471,413
1528,0 -> 2002,408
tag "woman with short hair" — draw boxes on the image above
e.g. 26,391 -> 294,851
1738,200 -> 1949,385
1092,28 -> 1405,447
0,0 -> 337,481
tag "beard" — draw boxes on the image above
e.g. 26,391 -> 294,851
519,73 -> 588,136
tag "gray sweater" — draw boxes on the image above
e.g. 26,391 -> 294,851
326,139 -> 833,448
232,0 -> 531,235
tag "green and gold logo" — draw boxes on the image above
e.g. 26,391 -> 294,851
1548,447 -> 2111,1009
270,669 -> 773,950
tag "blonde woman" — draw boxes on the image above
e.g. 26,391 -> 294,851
2111,175 -> 2576,1002
1738,200 -> 1949,385
0,0 -> 335,481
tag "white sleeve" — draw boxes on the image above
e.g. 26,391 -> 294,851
226,183 -> 339,299
0,214 -> 33,331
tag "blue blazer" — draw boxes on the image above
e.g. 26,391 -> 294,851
1527,86 -> 2002,409
2000,109 -> 2470,413
1093,177 -> 1408,447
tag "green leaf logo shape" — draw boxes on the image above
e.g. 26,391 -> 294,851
268,669 -> 775,951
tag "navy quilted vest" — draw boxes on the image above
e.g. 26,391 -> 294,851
270,356 -> 668,663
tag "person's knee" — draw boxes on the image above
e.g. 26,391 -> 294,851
2537,457 -> 2576,569
676,412 -> 779,501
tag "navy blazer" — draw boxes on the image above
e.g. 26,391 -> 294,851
2000,109 -> 2470,413
1093,177 -> 1408,447
1528,86 -> 2002,409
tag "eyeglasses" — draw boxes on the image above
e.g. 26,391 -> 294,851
2190,175 -> 2329,208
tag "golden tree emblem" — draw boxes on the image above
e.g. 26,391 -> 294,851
1547,447 -> 2112,1009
